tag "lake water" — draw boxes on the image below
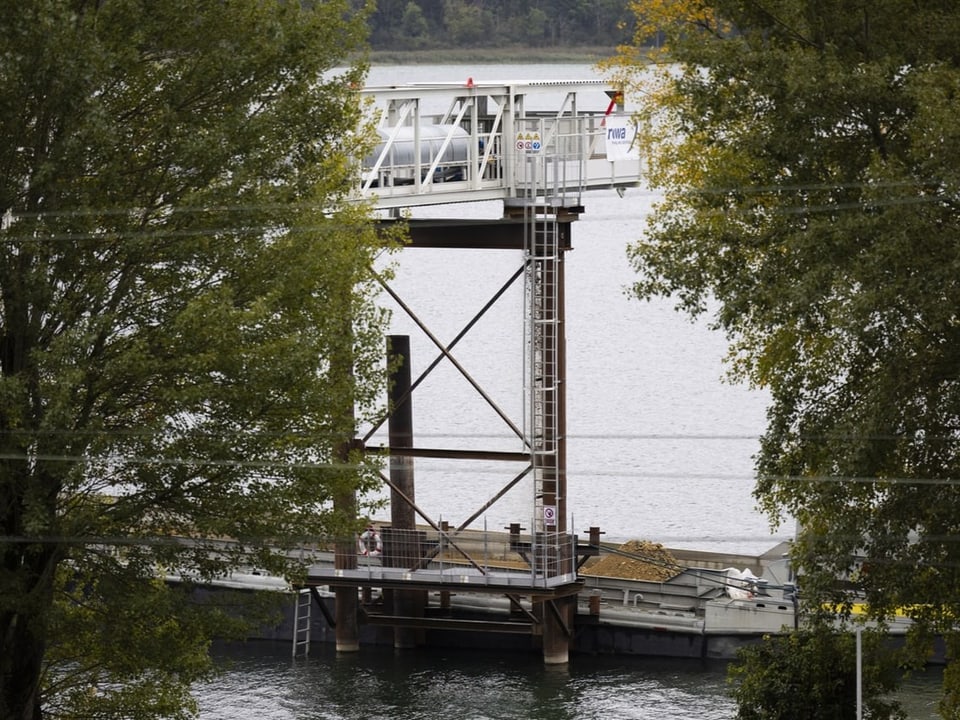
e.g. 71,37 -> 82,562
194,63 -> 940,718
199,644 -> 736,719
364,188 -> 787,554
197,643 -> 944,720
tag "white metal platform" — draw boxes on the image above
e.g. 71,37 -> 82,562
357,79 -> 641,212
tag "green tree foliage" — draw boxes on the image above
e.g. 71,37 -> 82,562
608,0 -> 960,711
443,0 -> 489,46
0,1 -> 390,718
730,625 -> 905,720
401,2 -> 432,48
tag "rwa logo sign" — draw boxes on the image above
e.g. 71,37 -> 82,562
604,116 -> 639,161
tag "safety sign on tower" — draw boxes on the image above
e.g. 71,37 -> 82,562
515,132 -> 542,154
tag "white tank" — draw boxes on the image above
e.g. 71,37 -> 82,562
366,125 -> 470,184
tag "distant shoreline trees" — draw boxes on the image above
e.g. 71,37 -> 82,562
369,0 -> 634,51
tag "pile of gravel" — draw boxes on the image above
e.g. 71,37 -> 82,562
580,539 -> 681,581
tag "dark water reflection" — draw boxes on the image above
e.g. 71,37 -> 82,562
198,643 -> 733,719
196,643 -> 943,719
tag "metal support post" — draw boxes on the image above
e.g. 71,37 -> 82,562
388,335 -> 424,649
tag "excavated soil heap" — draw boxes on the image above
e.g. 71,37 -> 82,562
580,540 -> 680,582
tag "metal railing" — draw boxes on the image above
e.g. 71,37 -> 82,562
356,81 -> 641,211
327,525 -> 578,588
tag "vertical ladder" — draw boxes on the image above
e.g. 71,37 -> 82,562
520,122 -> 562,574
525,201 -> 561,539
517,110 -> 585,579
291,588 -> 312,658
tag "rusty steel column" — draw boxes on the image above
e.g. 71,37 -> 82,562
333,465 -> 359,652
541,597 -> 573,665
388,335 -> 416,530
333,579 -> 359,651
387,335 -> 423,649
539,224 -> 570,665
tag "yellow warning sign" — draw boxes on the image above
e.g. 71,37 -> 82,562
516,131 -> 543,153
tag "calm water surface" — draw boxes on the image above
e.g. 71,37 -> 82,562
197,643 -> 944,720
199,644 -> 735,720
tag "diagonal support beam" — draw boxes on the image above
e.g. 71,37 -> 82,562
362,265 -> 525,444
370,269 -> 526,442
376,469 -> 487,576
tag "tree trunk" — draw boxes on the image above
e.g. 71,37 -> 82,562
1,541 -> 57,720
